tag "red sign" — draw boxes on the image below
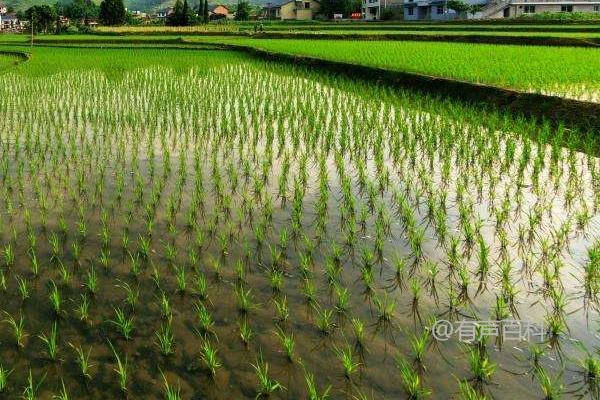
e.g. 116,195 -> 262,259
351,12 -> 362,19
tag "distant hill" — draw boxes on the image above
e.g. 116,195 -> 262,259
2,0 -> 244,13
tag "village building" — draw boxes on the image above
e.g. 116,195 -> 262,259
261,0 -> 321,20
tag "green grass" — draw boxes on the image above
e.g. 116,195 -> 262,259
0,45 -> 251,77
5,34 -> 598,100
196,37 -> 600,101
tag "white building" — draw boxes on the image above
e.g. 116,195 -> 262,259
404,0 -> 600,19
481,0 -> 600,18
363,0 -> 403,19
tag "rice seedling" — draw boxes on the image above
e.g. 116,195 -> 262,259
155,319 -> 175,356
333,344 -> 361,379
199,340 -> 221,378
303,367 -> 332,400
3,311 -> 27,349
396,357 -> 431,399
68,343 -> 94,380
53,379 -> 69,400
0,364 -> 12,393
274,327 -> 295,361
108,307 -> 135,341
48,280 -> 62,316
22,369 -> 45,400
16,276 -> 31,301
534,367 -> 563,400
239,318 -> 255,346
252,352 -> 285,398
315,306 -> 335,335
161,370 -> 182,400
38,322 -> 60,361
108,341 -> 128,393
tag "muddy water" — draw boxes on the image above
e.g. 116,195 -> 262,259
0,49 -> 598,399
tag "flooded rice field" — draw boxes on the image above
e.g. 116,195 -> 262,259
0,49 -> 598,399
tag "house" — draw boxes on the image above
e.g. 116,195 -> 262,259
208,4 -> 231,19
0,3 -> 7,14
261,0 -> 321,20
404,0 -> 600,19
362,0 -> 403,19
155,8 -> 174,18
480,0 -> 600,18
0,13 -> 25,32
404,0 -> 486,20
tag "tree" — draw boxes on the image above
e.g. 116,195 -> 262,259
181,0 -> 191,24
64,0 -> 100,24
203,0 -> 209,22
24,5 -> 57,33
318,0 -> 354,18
167,0 -> 193,25
99,0 -> 126,25
235,1 -> 250,20
54,2 -> 63,34
197,0 -> 205,22
469,3 -> 483,15
446,0 -> 470,15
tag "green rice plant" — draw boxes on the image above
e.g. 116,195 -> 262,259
22,369 -> 45,400
0,364 -> 13,392
138,235 -> 151,260
200,340 -> 221,378
235,286 -> 255,314
457,379 -> 487,400
251,352 -> 285,398
75,293 -> 91,323
194,302 -> 214,337
239,319 -> 254,346
468,346 -> 496,384
68,342 -> 94,380
410,330 -> 430,366
155,319 -> 175,356
99,249 -> 111,269
396,357 -> 430,399
16,276 -> 31,301
195,273 -> 209,302
161,370 -> 182,400
334,344 -> 360,379
38,321 -> 59,361
303,366 -> 331,400
84,266 -> 98,295
273,296 -> 289,323
3,243 -> 14,267
108,307 -> 134,341
48,280 -> 62,316
53,378 -> 69,400
108,341 -> 128,393
302,279 -> 317,305
314,306 -> 335,335
116,280 -> 139,309
268,268 -> 284,293
535,367 -> 563,400
3,311 -> 27,349
274,327 -> 295,361
373,292 -> 396,323
29,250 -> 40,277
175,265 -> 187,294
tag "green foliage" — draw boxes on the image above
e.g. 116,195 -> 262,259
234,1 -> 250,21
99,0 -> 126,25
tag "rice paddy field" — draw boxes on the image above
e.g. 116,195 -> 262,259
0,45 -> 599,399
193,37 -> 600,103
